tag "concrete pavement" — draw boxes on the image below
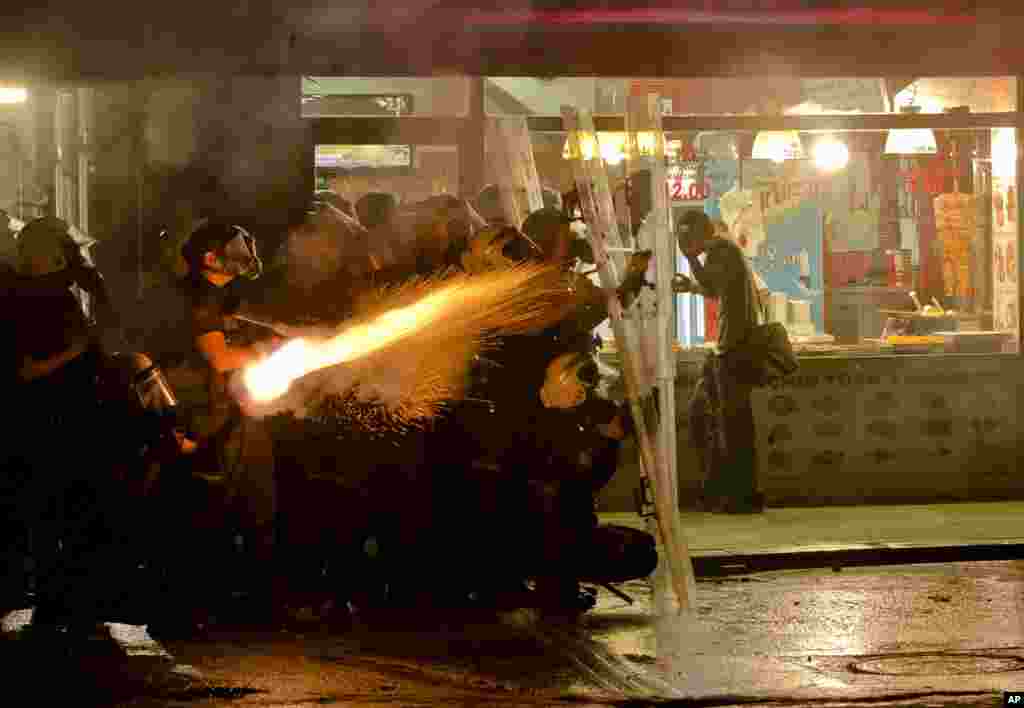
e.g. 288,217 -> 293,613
4,502 -> 1024,706
3,560 -> 1023,706
602,501 -> 1024,575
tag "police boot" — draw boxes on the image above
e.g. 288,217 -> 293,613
534,577 -> 597,619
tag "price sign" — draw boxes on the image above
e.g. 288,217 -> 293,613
668,175 -> 711,201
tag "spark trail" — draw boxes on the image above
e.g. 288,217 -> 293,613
238,263 -> 569,429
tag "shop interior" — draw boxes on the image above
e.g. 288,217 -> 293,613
661,125 -> 1020,357
310,77 -> 1020,357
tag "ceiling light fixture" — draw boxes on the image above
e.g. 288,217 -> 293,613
813,135 -> 850,172
0,87 -> 27,104
884,105 -> 937,155
751,130 -> 804,163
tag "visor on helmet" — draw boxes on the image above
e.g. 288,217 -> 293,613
540,352 -> 598,410
500,234 -> 539,263
220,226 -> 263,280
133,363 -> 179,415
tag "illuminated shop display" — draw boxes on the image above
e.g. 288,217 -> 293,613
307,76 -> 1019,357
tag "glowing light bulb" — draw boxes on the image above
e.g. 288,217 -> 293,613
993,127 -> 1017,179
813,136 -> 850,172
0,87 -> 27,104
597,133 -> 626,165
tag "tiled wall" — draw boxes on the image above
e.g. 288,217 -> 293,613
598,354 -> 1024,511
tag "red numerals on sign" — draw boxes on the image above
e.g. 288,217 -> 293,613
669,177 -> 710,201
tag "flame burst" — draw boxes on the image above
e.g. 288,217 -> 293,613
239,263 -> 569,430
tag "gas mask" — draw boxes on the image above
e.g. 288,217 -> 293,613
216,226 -> 263,280
540,352 -> 601,409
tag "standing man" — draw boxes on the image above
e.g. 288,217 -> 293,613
7,217 -> 121,632
177,221 -> 287,626
673,210 -> 765,514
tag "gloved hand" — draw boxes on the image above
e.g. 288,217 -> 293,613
672,273 -> 695,294
617,250 -> 653,307
254,335 -> 287,356
174,430 -> 198,455
569,238 -> 595,264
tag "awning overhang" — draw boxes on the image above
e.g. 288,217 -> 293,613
0,3 -> 1020,81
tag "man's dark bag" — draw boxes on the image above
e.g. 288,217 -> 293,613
733,303 -> 799,387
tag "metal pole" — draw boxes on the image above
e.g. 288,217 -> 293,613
2,123 -> 23,221
77,88 -> 90,238
54,91 -> 66,221
17,133 -> 23,222
137,162 -> 144,302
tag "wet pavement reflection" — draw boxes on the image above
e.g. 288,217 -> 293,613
2,561 -> 1022,706
591,561 -> 1024,703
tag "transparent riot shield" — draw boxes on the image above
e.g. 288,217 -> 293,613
562,105 -> 696,614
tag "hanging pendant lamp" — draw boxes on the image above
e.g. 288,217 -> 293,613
751,130 -> 804,163
885,105 -> 937,156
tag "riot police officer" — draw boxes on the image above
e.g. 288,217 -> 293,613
176,221 -> 288,627
7,217 -> 121,633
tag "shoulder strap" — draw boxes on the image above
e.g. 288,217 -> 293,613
747,261 -> 769,324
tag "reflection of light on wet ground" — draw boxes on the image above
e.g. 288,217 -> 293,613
105,622 -> 172,658
1,608 -> 33,633
2,611 -> 174,660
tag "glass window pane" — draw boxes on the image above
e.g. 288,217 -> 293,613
894,77 -> 1017,114
302,77 -> 469,117
0,83 -> 36,232
528,123 -> 1019,356
485,78 -> 626,116
317,144 -> 459,205
492,77 -> 1016,116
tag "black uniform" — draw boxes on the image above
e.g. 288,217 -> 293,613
7,273 -> 123,626
177,275 -> 279,601
430,294 -> 637,605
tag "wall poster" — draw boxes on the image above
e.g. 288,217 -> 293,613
992,128 -> 1019,335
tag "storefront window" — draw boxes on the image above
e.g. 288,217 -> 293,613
655,77 -> 1016,116
0,84 -> 34,226
893,78 -> 1017,115
485,77 -> 624,116
317,145 -> 460,206
305,74 -> 1021,357
489,77 -> 1016,117
718,126 -> 1018,356
302,77 -> 469,117
528,122 -> 1020,356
